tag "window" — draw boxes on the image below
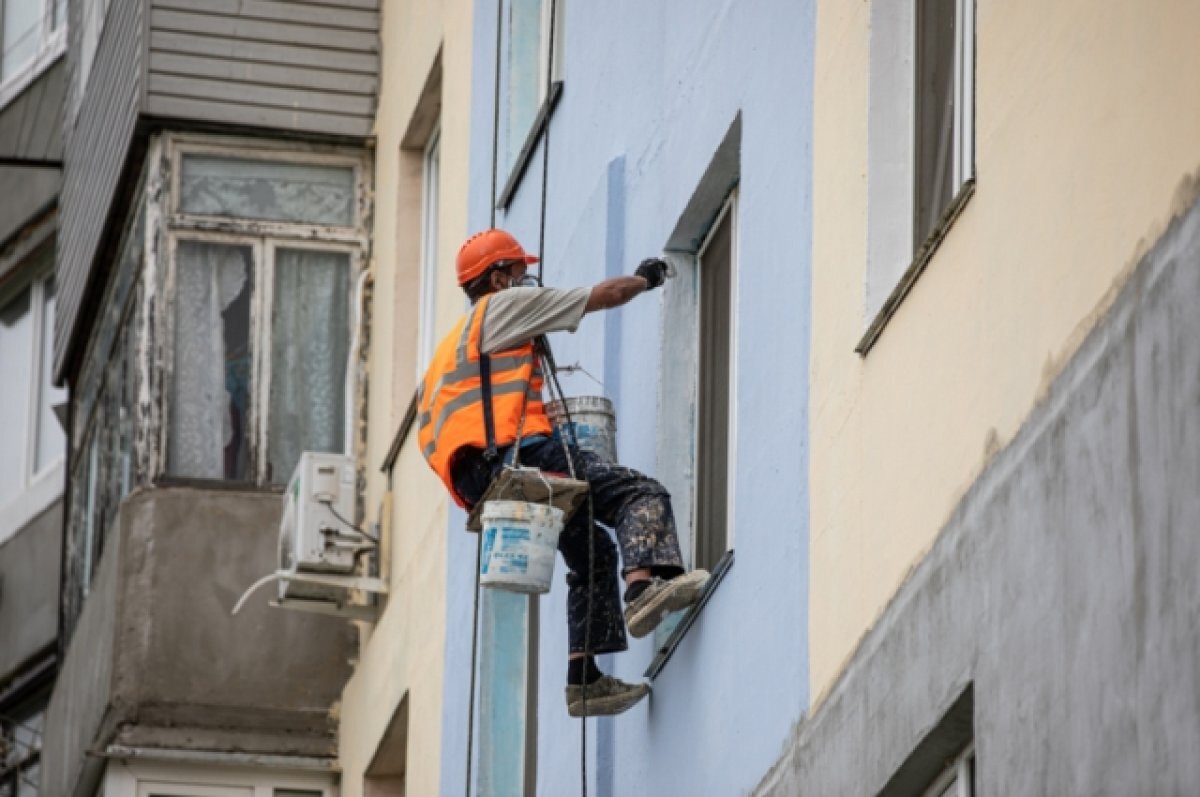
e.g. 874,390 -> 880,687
694,191 -> 737,571
878,685 -> 974,797
863,0 -> 975,349
1,0 -> 64,90
101,761 -> 336,797
416,127 -> 441,374
914,0 -> 974,246
503,0 -> 564,178
0,252 -> 66,540
0,689 -> 46,797
920,746 -> 975,797
167,145 -> 363,486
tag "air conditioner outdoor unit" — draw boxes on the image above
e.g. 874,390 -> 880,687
231,452 -> 387,621
278,451 -> 364,603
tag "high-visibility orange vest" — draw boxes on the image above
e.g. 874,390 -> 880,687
417,294 -> 554,507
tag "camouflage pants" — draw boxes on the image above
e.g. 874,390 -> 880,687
452,437 -> 685,654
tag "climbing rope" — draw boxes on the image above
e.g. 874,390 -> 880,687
467,0 -> 587,794
463,1 -> 507,794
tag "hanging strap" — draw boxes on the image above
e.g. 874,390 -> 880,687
477,308 -> 500,463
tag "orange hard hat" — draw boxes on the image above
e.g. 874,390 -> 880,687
456,229 -> 539,286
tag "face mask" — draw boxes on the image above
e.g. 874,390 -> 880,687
512,273 -> 541,288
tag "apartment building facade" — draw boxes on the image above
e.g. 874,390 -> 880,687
442,1 -> 817,794
0,0 -> 67,791
40,1 -> 381,795
334,0 -> 474,794
757,0 -> 1200,793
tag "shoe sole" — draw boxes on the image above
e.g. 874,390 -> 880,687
625,570 -> 710,639
566,685 -> 650,717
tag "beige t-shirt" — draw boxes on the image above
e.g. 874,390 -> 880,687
480,286 -> 591,354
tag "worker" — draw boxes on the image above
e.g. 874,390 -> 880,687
418,228 -> 710,717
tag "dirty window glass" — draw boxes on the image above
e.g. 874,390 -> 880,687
169,240 -> 254,480
179,155 -> 355,227
267,248 -> 350,484
0,287 -> 33,506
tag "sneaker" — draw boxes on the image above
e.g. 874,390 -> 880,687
565,675 -> 650,717
624,570 -> 710,639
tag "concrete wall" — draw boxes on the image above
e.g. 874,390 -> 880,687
441,1 -> 816,794
808,0 -> 1200,700
337,0 -> 474,792
757,193 -> 1200,797
43,486 -> 355,797
0,500 -> 61,680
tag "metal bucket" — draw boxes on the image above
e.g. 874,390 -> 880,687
479,500 -> 565,593
546,396 -> 618,462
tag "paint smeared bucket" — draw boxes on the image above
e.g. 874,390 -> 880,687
546,396 -> 618,462
479,500 -> 565,593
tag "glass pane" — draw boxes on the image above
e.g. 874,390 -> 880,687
268,248 -> 350,484
35,280 -> 67,472
505,0 -> 543,170
170,240 -> 254,480
2,0 -> 41,79
0,288 -> 33,506
179,155 -> 355,226
696,207 -> 733,571
914,0 -> 958,248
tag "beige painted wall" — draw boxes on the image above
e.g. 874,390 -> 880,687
338,0 -> 474,793
809,0 -> 1200,702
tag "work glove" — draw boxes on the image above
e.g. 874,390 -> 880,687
635,257 -> 670,289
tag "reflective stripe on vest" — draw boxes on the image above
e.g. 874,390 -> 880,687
416,293 -> 554,506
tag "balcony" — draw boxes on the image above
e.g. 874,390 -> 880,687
42,485 -> 354,797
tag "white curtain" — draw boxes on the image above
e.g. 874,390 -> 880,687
267,248 -> 350,483
170,240 -> 253,479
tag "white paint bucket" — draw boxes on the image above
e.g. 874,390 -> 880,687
479,500 -> 565,594
546,396 -> 618,462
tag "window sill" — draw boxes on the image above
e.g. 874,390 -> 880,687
643,549 -> 734,680
856,178 -> 976,356
496,81 -> 564,210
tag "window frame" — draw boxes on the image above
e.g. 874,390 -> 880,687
160,135 -> 369,488
0,0 -> 67,110
0,255 -> 66,546
860,0 -> 976,355
163,232 -> 360,487
101,759 -> 337,797
496,0 -> 565,209
693,188 -> 739,569
919,743 -> 976,797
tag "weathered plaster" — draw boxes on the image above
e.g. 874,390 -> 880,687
758,194 -> 1200,797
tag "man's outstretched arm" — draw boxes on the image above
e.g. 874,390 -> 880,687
585,258 -> 669,313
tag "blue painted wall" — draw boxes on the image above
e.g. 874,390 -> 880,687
441,0 -> 815,794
